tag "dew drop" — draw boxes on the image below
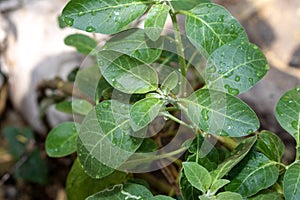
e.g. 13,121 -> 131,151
235,76 -> 240,82
64,17 -> 74,26
78,11 -> 85,16
95,175 -> 100,179
218,15 -> 224,22
296,87 -> 300,92
253,46 -> 258,50
224,84 -> 230,89
228,87 -> 239,95
102,101 -> 110,108
247,56 -> 251,60
248,77 -> 254,86
91,10 -> 96,16
291,121 -> 299,130
256,71 -> 264,78
207,4 -> 212,8
54,148 -> 59,152
201,109 -> 209,121
230,24 -> 235,29
86,26 -> 96,32
247,129 -> 253,134
207,65 -> 216,73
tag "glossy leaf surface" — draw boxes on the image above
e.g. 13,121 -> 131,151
62,0 -> 147,34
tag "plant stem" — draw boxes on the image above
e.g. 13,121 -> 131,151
161,112 -> 193,129
170,12 -> 187,77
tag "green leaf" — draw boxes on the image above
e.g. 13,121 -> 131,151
256,130 -> 285,162
102,29 -> 163,64
248,190 -> 283,200
283,162 -> 300,200
180,89 -> 259,137
66,159 -> 129,200
144,4 -> 170,41
179,169 -> 202,200
72,99 -> 93,115
86,183 -> 153,199
216,191 -> 243,200
55,101 -> 73,114
14,150 -> 48,185
210,179 -> 230,194
62,0 -> 148,34
225,151 -> 279,197
77,138 -> 115,179
150,195 -> 175,200
211,135 -> 257,182
206,40 -> 269,95
275,87 -> 300,142
136,138 -> 158,153
130,97 -> 164,131
78,100 -> 143,178
46,122 -> 78,158
98,51 -> 158,94
185,3 -> 247,57
3,126 -> 34,159
161,71 -> 179,95
64,34 -> 97,55
183,162 -> 212,193
75,66 -> 102,101
171,0 -> 211,11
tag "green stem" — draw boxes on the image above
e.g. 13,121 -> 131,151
170,12 -> 187,77
161,112 -> 193,129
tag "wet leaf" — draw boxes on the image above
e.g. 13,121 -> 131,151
180,89 -> 259,137
283,162 -> 300,200
98,51 -> 158,94
256,130 -> 285,162
130,97 -> 164,131
226,151 -> 279,197
211,136 -> 257,182
102,29 -> 163,64
62,0 -> 148,34
46,122 -> 78,157
144,4 -> 170,41
185,3 -> 247,57
275,87 -> 300,143
78,100 -> 143,178
183,162 -> 212,193
206,40 -> 269,95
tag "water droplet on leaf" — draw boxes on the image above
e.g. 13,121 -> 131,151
207,65 -> 216,73
207,4 -> 212,8
248,78 -> 254,86
228,87 -> 239,95
86,26 -> 96,32
64,17 -> 74,26
102,102 -> 110,108
291,121 -> 299,130
235,76 -> 240,82
247,129 -> 253,134
91,10 -> 96,16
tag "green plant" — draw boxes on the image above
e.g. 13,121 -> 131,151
44,0 -> 300,199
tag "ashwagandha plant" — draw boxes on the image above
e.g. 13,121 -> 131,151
43,0 -> 300,199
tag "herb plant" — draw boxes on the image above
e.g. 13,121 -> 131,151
44,0 -> 300,199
